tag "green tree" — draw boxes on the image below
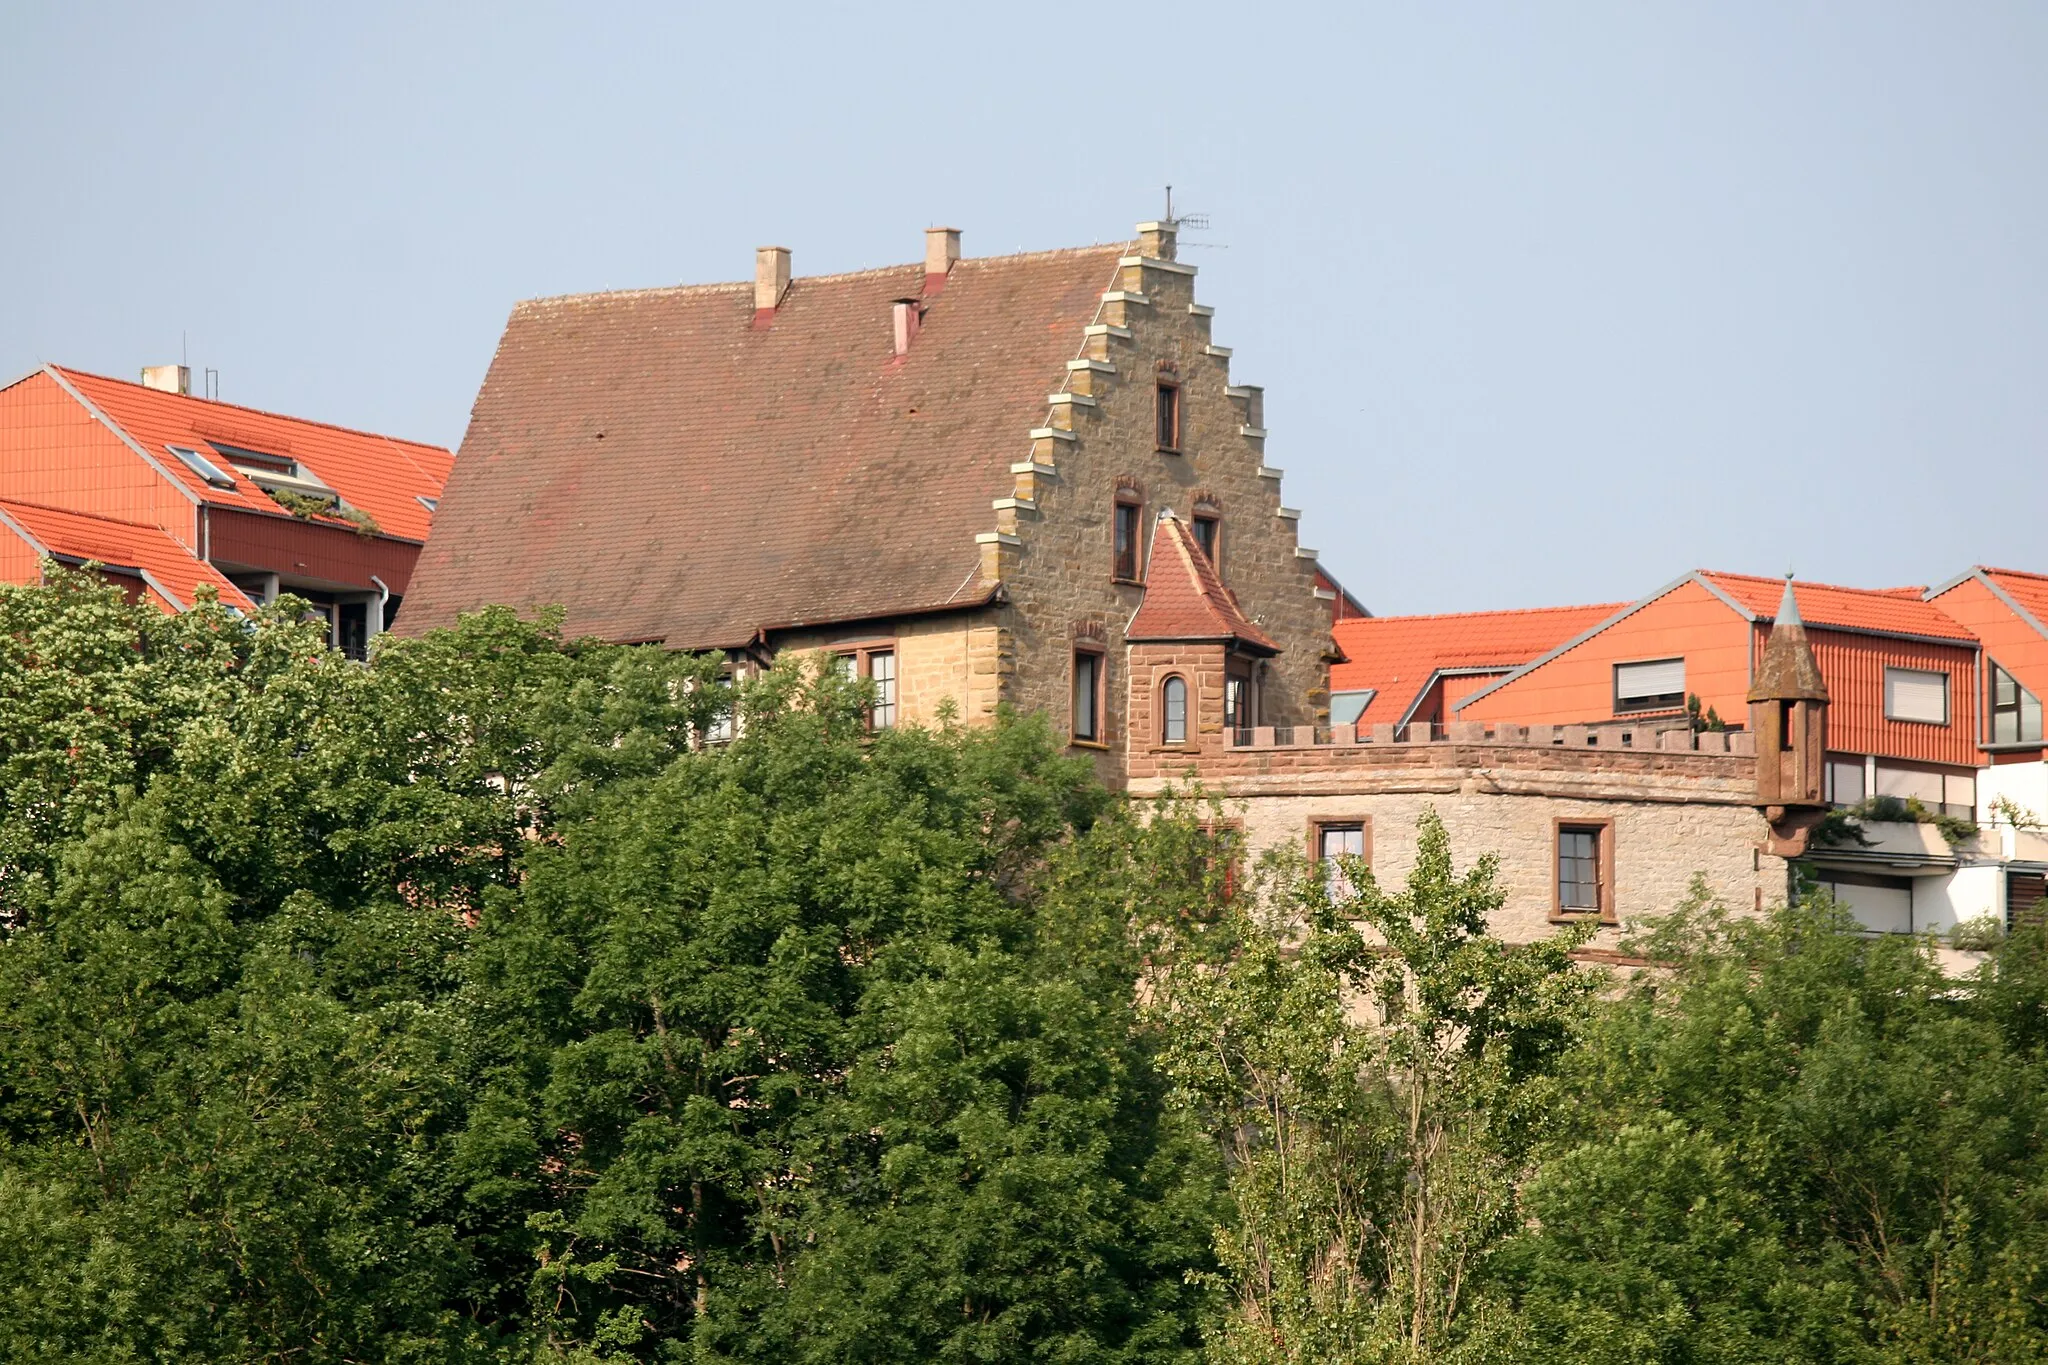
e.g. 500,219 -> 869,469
1158,809 -> 1597,1364
1500,887 -> 2048,1364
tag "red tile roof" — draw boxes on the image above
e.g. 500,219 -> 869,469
1126,512 -> 1280,652
0,499 -> 255,611
1981,567 -> 2048,635
1330,602 -> 1624,726
50,367 -> 451,544
398,244 -> 1130,648
1698,570 -> 1973,642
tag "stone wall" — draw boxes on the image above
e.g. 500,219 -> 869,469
768,609 -> 1007,727
1129,725 -> 1782,948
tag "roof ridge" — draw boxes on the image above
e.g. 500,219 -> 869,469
1335,601 -> 1628,626
1984,565 -> 2048,584
516,243 -> 1129,311
50,366 -> 448,454
1701,567 -> 1930,597
0,497 -> 165,531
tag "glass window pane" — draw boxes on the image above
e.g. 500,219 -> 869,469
1163,677 -> 1187,743
1558,827 -> 1600,911
869,650 -> 895,729
1073,652 -> 1098,740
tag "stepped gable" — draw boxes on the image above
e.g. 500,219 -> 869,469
400,242 -> 1129,648
1125,510 -> 1278,653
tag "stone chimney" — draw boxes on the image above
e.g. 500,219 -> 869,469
140,364 -> 190,395
754,246 -> 791,324
1748,575 -> 1831,854
924,227 -> 960,295
1136,220 -> 1177,261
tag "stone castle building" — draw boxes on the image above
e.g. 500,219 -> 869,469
403,220 -> 2048,950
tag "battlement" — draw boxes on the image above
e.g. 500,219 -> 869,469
1230,720 -> 1757,756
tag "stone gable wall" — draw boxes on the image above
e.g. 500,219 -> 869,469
988,225 -> 1332,782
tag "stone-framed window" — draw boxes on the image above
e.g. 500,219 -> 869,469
1161,674 -> 1189,745
1113,495 -> 1143,583
1309,817 -> 1371,901
1071,645 -> 1106,746
1553,817 -> 1615,922
834,643 -> 897,730
1155,379 -> 1181,453
1192,511 -> 1221,568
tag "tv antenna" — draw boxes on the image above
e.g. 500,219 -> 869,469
1162,185 -> 1226,248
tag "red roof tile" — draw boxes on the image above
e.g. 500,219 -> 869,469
397,244 -> 1130,647
1330,602 -> 1624,726
50,367 -> 451,544
0,499 -> 255,612
1698,570 -> 1972,642
1126,512 -> 1280,652
1981,567 -> 2048,635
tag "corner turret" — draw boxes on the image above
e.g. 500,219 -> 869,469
1748,575 -> 1830,854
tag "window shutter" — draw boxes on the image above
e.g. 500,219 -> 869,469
1615,658 -> 1685,701
1885,668 -> 1948,724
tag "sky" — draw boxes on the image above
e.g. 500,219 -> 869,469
4,2 -> 2044,615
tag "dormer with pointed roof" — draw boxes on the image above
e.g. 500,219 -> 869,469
1126,511 -> 1279,654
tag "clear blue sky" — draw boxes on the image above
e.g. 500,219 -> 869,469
5,2 -> 2043,614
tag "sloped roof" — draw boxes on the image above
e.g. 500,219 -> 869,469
1979,567 -> 2048,636
1330,602 -> 1623,725
0,499 -> 255,611
1748,576 -> 1828,701
399,243 -> 1130,648
1699,570 -> 1971,642
49,366 -> 451,543
1126,512 -> 1280,653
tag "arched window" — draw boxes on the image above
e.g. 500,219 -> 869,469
1162,675 -> 1188,745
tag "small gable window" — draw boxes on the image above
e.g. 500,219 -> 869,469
1613,658 -> 1685,714
1155,381 -> 1181,453
1330,689 -> 1375,726
1161,675 -> 1189,745
1192,512 -> 1220,567
1113,499 -> 1142,582
1990,662 -> 2041,744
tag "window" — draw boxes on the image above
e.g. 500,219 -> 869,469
1192,513 -> 1220,566
1155,381 -> 1181,452
1072,649 -> 1104,744
1113,499 -> 1142,581
416,494 -> 439,513
1161,675 -> 1188,745
868,649 -> 895,729
1330,689 -> 1376,726
1990,662 -> 2043,743
1884,667 -> 1949,725
1613,658 -> 1685,714
832,646 -> 894,729
1826,755 -> 1866,805
1553,820 -> 1612,920
166,443 -> 235,489
1311,819 -> 1369,901
1224,671 -> 1254,732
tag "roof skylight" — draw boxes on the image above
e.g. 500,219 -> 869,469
166,444 -> 235,489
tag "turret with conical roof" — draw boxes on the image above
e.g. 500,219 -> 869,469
1749,575 -> 1830,841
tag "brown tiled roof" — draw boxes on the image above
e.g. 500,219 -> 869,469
399,244 -> 1130,647
1126,512 -> 1280,654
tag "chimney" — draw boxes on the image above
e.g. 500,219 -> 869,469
924,226 -> 960,295
892,299 -> 922,356
754,245 -> 791,324
141,364 -> 190,395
